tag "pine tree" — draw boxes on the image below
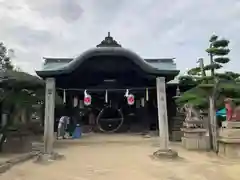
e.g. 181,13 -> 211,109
176,35 -> 240,109
204,35 -> 231,81
175,34 -> 240,151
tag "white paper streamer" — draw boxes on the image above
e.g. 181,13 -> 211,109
141,98 -> 145,107
73,96 -> 78,107
63,89 -> 66,104
124,89 -> 129,97
146,88 -> 149,101
105,90 -> 108,103
79,100 -> 84,109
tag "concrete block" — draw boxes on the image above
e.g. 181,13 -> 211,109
225,121 -> 240,129
181,136 -> 209,150
184,132 -> 204,138
182,137 -> 198,150
218,142 -> 240,159
171,131 -> 183,141
219,129 -> 240,139
198,136 -> 210,150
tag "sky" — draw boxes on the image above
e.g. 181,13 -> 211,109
0,0 -> 240,75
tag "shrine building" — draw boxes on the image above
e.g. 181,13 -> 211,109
36,32 -> 180,137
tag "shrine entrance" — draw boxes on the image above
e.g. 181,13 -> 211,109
51,53 -> 166,133
36,33 -> 179,154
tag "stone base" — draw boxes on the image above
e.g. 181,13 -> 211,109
153,149 -> 178,159
181,128 -> 210,150
35,152 -> 65,164
181,136 -> 210,150
219,128 -> 240,138
218,128 -> 240,158
218,139 -> 240,158
171,131 -> 183,141
222,121 -> 240,129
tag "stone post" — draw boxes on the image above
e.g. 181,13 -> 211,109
156,77 -> 169,150
43,78 -> 55,154
35,78 -> 64,163
153,77 -> 178,158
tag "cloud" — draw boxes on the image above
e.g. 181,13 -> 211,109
0,0 -> 239,75
25,0 -> 83,22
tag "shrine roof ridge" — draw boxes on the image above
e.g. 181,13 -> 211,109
43,57 -> 73,64
43,57 -> 176,64
37,47 -> 179,78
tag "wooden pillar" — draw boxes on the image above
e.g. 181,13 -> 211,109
44,78 -> 55,154
156,77 -> 169,150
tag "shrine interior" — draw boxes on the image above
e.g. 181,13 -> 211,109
55,87 -> 178,133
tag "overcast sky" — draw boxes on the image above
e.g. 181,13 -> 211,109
0,0 -> 239,75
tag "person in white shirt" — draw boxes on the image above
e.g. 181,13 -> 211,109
57,116 -> 69,139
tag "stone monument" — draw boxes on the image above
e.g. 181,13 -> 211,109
181,104 -> 210,150
218,98 -> 240,158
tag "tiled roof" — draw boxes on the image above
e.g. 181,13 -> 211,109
41,57 -> 177,72
37,33 -> 179,77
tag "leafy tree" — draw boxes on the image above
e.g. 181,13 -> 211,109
204,35 -> 231,80
176,35 -> 240,109
0,43 -> 46,151
0,42 -> 65,151
176,35 -> 240,152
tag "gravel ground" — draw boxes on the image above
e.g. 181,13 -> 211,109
0,134 -> 239,180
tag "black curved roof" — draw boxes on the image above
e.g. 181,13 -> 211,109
36,32 -> 179,78
36,47 -> 179,78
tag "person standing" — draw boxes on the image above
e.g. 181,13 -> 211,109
57,116 -> 69,139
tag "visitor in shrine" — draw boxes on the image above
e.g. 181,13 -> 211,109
57,115 -> 70,139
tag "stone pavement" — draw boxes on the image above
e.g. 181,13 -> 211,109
0,134 -> 240,180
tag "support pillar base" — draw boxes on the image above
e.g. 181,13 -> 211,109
153,149 -> 178,159
35,152 -> 65,164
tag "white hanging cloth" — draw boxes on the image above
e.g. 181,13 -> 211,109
105,90 -> 108,103
146,88 -> 149,101
63,89 -> 66,104
141,98 -> 145,107
73,96 -> 78,107
124,89 -> 129,97
79,100 -> 84,109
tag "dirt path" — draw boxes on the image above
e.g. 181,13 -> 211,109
0,134 -> 239,180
